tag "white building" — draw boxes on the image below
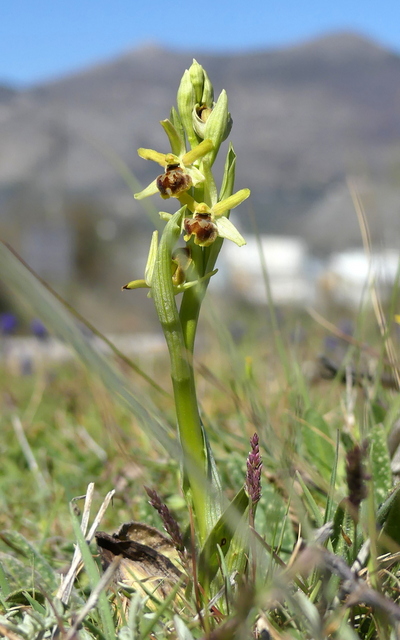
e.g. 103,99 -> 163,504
318,249 -> 400,308
218,235 -> 317,305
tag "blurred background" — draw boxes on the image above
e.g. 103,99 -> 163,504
1,0 -> 400,336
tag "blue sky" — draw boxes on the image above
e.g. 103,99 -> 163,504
1,0 -> 400,86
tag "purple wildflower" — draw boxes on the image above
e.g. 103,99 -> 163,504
346,441 -> 368,517
246,433 -> 262,504
0,313 -> 18,335
144,486 -> 184,552
30,319 -> 48,340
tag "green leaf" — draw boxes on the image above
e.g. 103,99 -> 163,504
301,408 -> 335,478
174,615 -> 195,640
203,425 -> 223,529
0,559 -> 11,597
378,484 -> 400,548
0,531 -> 57,593
369,424 -> 392,505
255,482 -> 295,559
198,487 -> 249,590
295,471 -> 323,529
330,502 -> 346,552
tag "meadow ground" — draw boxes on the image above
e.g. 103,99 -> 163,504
2,298 -> 400,639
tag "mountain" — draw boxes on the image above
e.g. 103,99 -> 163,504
1,31 -> 400,263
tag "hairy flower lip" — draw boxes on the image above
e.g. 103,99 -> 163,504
134,139 -> 214,201
183,214 -> 218,247
179,189 -> 250,247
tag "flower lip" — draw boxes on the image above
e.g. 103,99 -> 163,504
134,139 -> 213,201
156,166 -> 193,199
183,213 -> 218,247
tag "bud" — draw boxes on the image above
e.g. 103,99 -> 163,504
171,248 -> 192,285
176,69 -> 199,149
201,67 -> 214,106
202,90 -> 233,165
192,104 -> 213,139
189,59 -> 205,104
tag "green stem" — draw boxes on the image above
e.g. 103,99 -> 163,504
179,285 -> 203,354
152,209 -> 208,542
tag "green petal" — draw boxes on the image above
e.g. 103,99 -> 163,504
216,217 -> 246,247
182,138 -> 213,165
212,188 -> 250,217
122,279 -> 149,290
137,148 -> 166,166
134,179 -> 159,200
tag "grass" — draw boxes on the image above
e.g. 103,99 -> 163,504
1,296 -> 400,638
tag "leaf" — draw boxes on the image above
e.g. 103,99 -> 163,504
174,615 -> 195,640
0,531 -> 57,593
203,424 -> 223,530
301,408 -> 335,478
295,471 -> 324,529
330,502 -> 346,552
378,484 -> 400,548
197,487 -> 249,590
369,424 -> 392,505
255,482 -> 295,560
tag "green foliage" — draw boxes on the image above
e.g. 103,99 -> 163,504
369,423 -> 392,505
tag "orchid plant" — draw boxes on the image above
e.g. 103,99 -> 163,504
125,61 -> 252,563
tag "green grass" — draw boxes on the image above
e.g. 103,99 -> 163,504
1,294 -> 400,638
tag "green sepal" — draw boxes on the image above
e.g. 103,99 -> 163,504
216,216 -> 246,246
134,178 -> 159,200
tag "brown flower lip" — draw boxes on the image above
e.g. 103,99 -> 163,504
156,164 -> 192,198
184,213 -> 218,247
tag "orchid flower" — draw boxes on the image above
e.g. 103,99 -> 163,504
134,139 -> 213,200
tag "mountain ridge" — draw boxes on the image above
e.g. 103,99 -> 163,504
1,30 -> 400,255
